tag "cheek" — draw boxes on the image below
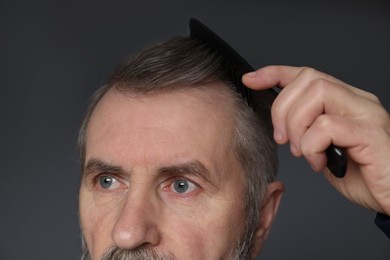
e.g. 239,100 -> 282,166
206,200 -> 247,253
79,188 -> 119,259
206,212 -> 245,253
166,220 -> 209,258
163,201 -> 246,259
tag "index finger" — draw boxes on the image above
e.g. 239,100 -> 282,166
242,65 -> 352,91
242,65 -> 302,90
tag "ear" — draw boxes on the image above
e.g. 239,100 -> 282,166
251,181 -> 284,258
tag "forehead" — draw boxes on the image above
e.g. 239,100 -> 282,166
85,83 -> 237,171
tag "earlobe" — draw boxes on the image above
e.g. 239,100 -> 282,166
251,181 -> 284,258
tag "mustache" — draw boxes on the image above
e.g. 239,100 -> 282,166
100,246 -> 176,260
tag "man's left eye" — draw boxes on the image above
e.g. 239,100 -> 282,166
172,179 -> 197,194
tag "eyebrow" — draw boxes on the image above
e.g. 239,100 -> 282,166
83,159 -> 218,188
84,158 -> 126,176
158,160 -> 218,188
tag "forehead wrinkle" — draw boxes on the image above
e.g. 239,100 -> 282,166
86,82 -> 239,184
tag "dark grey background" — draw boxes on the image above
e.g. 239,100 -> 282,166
1,0 -> 389,259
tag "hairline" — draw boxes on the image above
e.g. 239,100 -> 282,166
79,79 -> 242,162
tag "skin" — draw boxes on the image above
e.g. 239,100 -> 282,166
79,82 -> 283,260
243,65 -> 390,216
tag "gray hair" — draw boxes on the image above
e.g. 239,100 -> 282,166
78,36 -> 278,257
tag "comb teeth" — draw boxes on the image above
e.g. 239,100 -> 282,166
189,18 -> 278,111
225,59 -> 250,106
191,19 -> 258,108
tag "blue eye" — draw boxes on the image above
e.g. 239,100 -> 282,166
99,175 -> 119,190
172,179 -> 197,194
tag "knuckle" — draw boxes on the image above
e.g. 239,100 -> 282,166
366,92 -> 381,103
307,78 -> 333,99
299,67 -> 319,82
312,78 -> 331,91
316,115 -> 333,132
300,67 -> 318,78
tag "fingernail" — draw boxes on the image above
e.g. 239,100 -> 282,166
274,131 -> 283,143
244,71 -> 257,77
290,144 -> 299,156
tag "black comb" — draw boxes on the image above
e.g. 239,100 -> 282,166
189,18 -> 347,178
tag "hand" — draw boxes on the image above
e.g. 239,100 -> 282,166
243,65 -> 390,215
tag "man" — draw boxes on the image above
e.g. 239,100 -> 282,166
78,36 -> 390,259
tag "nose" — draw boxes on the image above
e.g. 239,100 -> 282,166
112,191 -> 161,250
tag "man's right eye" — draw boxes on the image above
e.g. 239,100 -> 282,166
98,175 -> 121,190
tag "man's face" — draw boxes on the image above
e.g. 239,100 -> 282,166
79,83 -> 248,259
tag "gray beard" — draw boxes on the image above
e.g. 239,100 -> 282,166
81,231 -> 253,260
100,247 -> 175,260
